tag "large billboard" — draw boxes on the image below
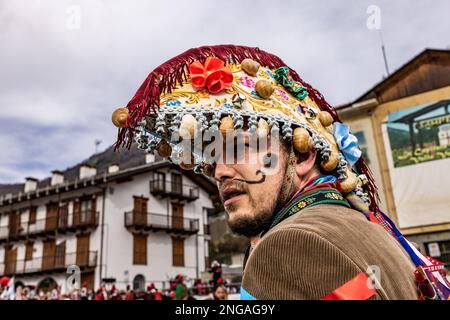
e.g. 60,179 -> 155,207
383,99 -> 450,229
386,100 -> 450,168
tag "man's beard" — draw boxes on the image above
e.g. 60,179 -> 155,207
227,205 -> 275,237
223,179 -> 285,238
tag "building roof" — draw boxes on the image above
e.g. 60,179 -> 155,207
0,144 -> 218,203
337,48 -> 450,112
0,144 -> 145,196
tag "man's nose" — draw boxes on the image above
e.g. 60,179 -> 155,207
214,162 -> 236,183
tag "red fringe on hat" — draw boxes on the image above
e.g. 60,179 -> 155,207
114,44 -> 378,212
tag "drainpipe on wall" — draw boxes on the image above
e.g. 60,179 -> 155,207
195,231 -> 199,279
98,187 -> 106,287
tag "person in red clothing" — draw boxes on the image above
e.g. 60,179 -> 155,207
154,291 -> 163,300
124,285 -> 134,300
94,288 -> 104,300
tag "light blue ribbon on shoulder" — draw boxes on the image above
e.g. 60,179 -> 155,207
333,122 -> 362,167
240,286 -> 257,300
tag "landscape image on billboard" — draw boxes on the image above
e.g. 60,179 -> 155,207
386,99 -> 450,168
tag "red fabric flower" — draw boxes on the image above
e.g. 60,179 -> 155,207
189,57 -> 233,94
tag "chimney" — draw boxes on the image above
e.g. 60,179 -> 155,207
79,164 -> 97,179
24,177 -> 38,193
51,170 -> 64,186
108,163 -> 119,174
145,153 -> 155,164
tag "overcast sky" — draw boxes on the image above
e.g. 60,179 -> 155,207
1,0 -> 449,183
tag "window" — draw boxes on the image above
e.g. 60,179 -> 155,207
76,234 -> 90,266
25,242 -> 34,261
172,237 -> 185,267
28,206 -> 37,225
55,241 -> 66,267
171,203 -> 184,230
58,203 -> 69,228
133,234 -> 147,265
133,196 -> 148,214
76,198 -> 96,225
153,172 -> 166,192
133,196 -> 148,226
80,199 -> 92,224
171,173 -> 182,194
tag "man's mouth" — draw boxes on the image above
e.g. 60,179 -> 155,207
220,187 -> 247,206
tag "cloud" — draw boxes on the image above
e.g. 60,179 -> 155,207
0,0 -> 449,182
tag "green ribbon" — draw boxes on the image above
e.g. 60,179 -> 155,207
274,67 -> 309,101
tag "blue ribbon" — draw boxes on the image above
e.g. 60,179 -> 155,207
333,122 -> 362,166
240,286 -> 257,300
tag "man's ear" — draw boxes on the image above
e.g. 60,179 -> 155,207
294,149 -> 317,179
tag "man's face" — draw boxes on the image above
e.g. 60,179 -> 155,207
214,132 -> 288,237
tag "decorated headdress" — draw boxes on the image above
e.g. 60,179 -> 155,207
112,45 -> 450,299
112,44 -> 377,210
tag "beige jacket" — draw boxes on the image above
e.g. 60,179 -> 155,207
242,204 -> 419,300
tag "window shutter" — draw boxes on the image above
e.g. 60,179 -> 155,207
133,196 -> 148,226
25,242 -> 34,261
29,206 -> 37,225
172,237 -> 185,267
90,198 -> 97,224
55,241 -> 66,267
73,199 -> 81,226
133,234 -> 147,265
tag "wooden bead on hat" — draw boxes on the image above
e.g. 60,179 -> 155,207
155,140 -> 172,158
219,116 -> 234,136
255,79 -> 274,99
340,169 -> 359,193
112,107 -> 129,128
293,127 -> 313,153
318,111 -> 334,127
179,114 -> 198,139
241,58 -> 260,76
320,151 -> 339,171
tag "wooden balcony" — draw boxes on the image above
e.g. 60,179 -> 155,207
0,211 -> 99,242
149,178 -> 199,202
0,251 -> 98,277
124,211 -> 199,235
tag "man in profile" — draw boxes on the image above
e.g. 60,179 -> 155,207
113,45 -> 449,299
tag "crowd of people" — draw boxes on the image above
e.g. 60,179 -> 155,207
0,280 -> 233,300
0,261 -> 238,300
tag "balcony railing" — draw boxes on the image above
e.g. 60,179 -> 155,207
149,178 -> 199,202
0,251 -> 98,276
0,211 -> 99,242
124,211 -> 199,235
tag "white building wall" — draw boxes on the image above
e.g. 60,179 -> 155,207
102,169 -> 213,291
1,167 -> 214,293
